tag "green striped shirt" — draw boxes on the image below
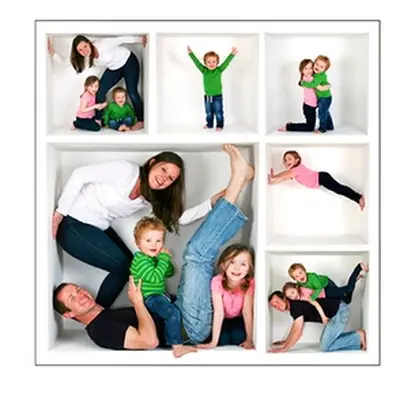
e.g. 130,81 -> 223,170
301,72 -> 332,98
297,272 -> 329,301
130,251 -> 174,298
188,51 -> 235,96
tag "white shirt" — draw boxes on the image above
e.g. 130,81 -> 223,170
52,36 -> 141,71
56,160 -> 211,231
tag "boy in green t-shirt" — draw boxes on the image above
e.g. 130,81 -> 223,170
187,45 -> 238,131
103,86 -> 136,132
301,55 -> 334,134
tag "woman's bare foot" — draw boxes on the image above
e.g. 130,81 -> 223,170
360,261 -> 369,273
216,127 -> 223,131
357,329 -> 367,350
131,121 -> 144,131
359,195 -> 366,211
172,344 -> 198,358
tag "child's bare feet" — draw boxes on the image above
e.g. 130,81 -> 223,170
357,329 -> 367,350
356,274 -> 364,282
71,125 -> 76,130
223,144 -> 255,184
204,125 -> 212,129
118,125 -> 127,132
172,344 -> 198,358
278,124 -> 287,132
216,127 -> 223,132
360,261 -> 369,273
314,130 -> 321,135
359,195 -> 366,211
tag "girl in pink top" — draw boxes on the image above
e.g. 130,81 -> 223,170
278,59 -> 331,133
197,244 -> 255,350
268,150 -> 366,211
72,76 -> 107,132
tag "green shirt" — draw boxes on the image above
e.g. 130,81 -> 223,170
103,102 -> 136,126
130,251 -> 174,298
297,272 -> 329,301
301,72 -> 332,98
189,52 -> 235,96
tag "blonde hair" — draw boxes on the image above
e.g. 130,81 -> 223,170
111,86 -> 128,100
217,244 -> 255,292
288,263 -> 306,279
203,51 -> 219,65
134,217 -> 166,244
315,55 -> 331,71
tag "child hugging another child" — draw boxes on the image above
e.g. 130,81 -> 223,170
72,75 -> 107,132
278,59 -> 331,133
284,262 -> 369,324
197,244 -> 255,350
103,86 -> 136,132
130,217 -> 197,358
268,150 -> 366,211
187,45 -> 238,131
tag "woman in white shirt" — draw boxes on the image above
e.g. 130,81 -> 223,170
52,151 -> 224,308
48,34 -> 146,130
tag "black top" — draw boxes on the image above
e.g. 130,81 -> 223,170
289,298 -> 341,323
86,307 -> 166,350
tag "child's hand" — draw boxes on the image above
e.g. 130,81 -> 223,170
322,316 -> 330,325
94,103 -> 103,110
268,174 -> 272,185
47,37 -> 55,57
187,45 -> 192,53
101,102 -> 108,110
141,35 -> 147,48
231,46 -> 238,55
270,168 -> 275,177
239,339 -> 254,350
161,248 -> 172,256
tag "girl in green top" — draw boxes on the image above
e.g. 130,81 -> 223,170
288,262 -> 368,323
187,45 -> 238,131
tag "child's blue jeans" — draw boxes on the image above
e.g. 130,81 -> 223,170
108,117 -> 134,130
318,96 -> 334,133
204,94 -> 224,128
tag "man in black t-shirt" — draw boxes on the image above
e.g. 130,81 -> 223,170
268,291 -> 366,353
53,276 -> 165,350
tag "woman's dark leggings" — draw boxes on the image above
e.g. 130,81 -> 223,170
286,103 -> 317,132
318,172 -> 362,204
56,216 -> 133,308
95,52 -> 144,122
325,263 -> 363,304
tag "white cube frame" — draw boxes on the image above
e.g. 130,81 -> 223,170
36,20 -> 380,365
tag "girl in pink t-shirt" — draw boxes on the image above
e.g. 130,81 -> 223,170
197,244 -> 255,350
278,59 -> 331,133
72,75 -> 107,132
268,150 -> 366,211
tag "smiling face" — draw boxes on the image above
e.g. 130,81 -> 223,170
269,295 -> 288,312
313,58 -> 328,74
284,153 -> 299,170
205,56 -> 218,70
137,229 -> 164,257
57,284 -> 96,318
114,90 -> 126,107
86,80 -> 99,96
291,267 -> 307,283
284,287 -> 300,300
76,40 -> 92,57
302,61 -> 314,77
148,161 -> 181,190
223,251 -> 252,285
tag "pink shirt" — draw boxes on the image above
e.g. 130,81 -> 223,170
76,91 -> 96,119
303,75 -> 317,107
299,287 -> 326,300
291,164 -> 319,188
211,274 -> 255,319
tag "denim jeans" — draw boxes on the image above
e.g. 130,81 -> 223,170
145,294 -> 182,346
204,94 -> 224,128
286,103 -> 317,132
96,52 -> 143,122
317,96 -> 334,133
73,117 -> 101,132
56,216 -> 132,308
108,117 -> 134,130
218,316 -> 246,346
320,302 -> 361,352
175,198 -> 248,344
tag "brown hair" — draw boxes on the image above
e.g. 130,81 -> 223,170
140,152 -> 185,234
53,283 -> 72,315
282,282 -> 301,299
298,58 -> 314,86
283,150 -> 301,168
70,35 -> 95,74
81,75 -> 100,97
203,51 -> 219,65
314,55 -> 331,71
268,290 -> 284,302
217,244 -> 255,292
134,217 -> 166,244
288,263 -> 307,279
112,86 -> 128,100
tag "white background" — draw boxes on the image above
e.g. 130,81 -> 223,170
1,1 -> 397,399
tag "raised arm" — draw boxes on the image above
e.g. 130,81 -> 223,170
47,37 -> 67,65
268,168 -> 295,185
123,277 -> 159,349
218,48 -> 237,72
269,317 -> 304,352
188,48 -> 207,73
197,291 -> 225,349
240,287 -> 254,349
